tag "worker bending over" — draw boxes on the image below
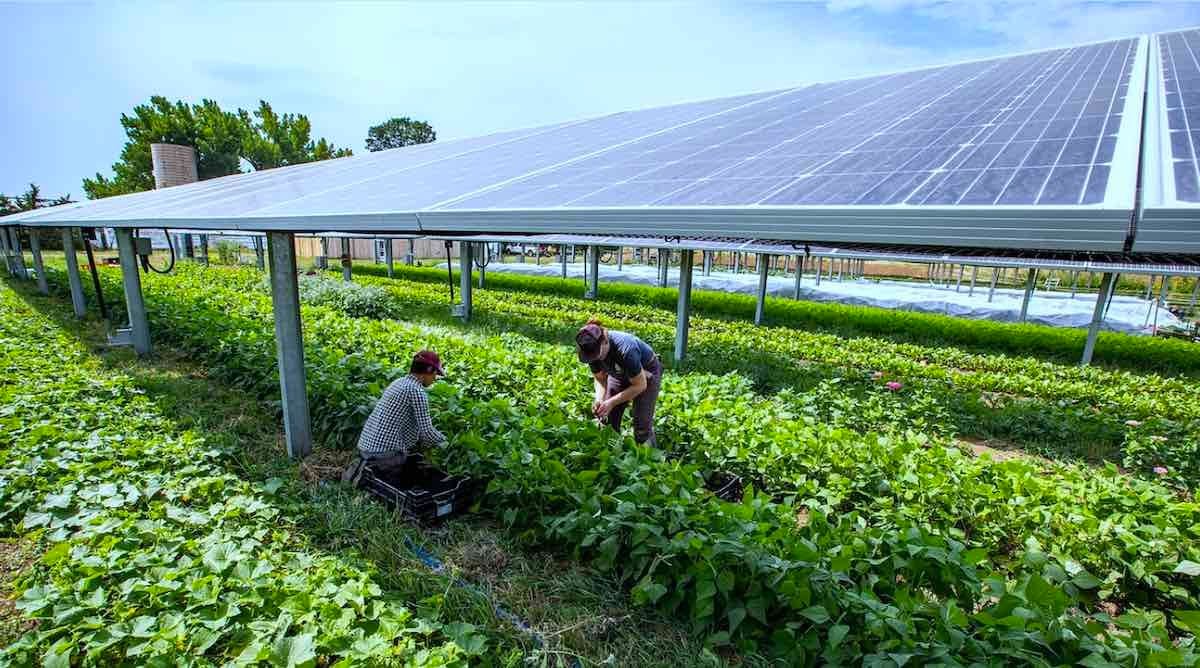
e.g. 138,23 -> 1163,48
343,350 -> 446,485
575,319 -> 662,446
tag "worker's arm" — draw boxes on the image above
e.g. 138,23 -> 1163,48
592,369 -> 609,412
595,370 -> 647,418
413,390 -> 447,447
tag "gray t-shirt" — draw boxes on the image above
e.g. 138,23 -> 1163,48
588,330 -> 656,382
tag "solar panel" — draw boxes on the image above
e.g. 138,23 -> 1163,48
7,34 -> 1163,253
444,38 -> 1140,210
1131,28 -> 1200,254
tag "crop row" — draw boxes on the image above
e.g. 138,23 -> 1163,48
0,286 -> 472,666
352,261 -> 1200,377
39,264 -> 1200,663
332,267 -> 1200,478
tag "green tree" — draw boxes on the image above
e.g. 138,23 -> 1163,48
240,101 -> 352,170
0,183 -> 71,216
365,117 -> 436,152
83,96 -> 351,199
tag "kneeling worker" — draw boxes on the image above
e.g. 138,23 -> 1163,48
343,350 -> 447,485
575,319 -> 662,446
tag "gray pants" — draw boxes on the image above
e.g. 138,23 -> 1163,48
605,357 -> 662,446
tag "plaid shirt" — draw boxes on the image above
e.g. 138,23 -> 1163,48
357,374 -> 446,457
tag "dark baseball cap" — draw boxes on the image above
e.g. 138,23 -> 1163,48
412,350 -> 445,376
576,323 -> 605,362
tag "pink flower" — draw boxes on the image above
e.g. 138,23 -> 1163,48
871,371 -> 885,380
1154,466 -> 1169,476
885,381 -> 903,392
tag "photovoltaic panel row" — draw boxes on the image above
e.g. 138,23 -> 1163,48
445,37 -> 1138,210
1158,29 -> 1200,202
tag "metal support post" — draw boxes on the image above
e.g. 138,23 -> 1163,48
585,246 -> 599,299
968,266 -> 978,296
266,232 -> 312,459
253,236 -> 265,270
1190,279 -> 1200,314
815,257 -> 823,286
1070,271 -> 1080,298
561,244 -> 568,279
1082,272 -> 1115,366
458,242 -> 473,321
115,229 -> 151,356
62,228 -> 87,318
793,255 -> 804,299
198,234 -> 209,265
384,240 -> 394,277
674,250 -> 694,364
0,226 -> 12,275
955,265 -> 964,292
987,268 -> 999,303
657,250 -> 668,288
1144,276 -> 1155,301
733,252 -> 740,274
703,250 -> 712,276
340,238 -> 352,282
617,247 -> 624,271
754,253 -> 769,325
9,227 -> 28,280
519,244 -> 526,263
837,259 -> 844,282
406,239 -> 415,266
183,233 -> 195,259
29,229 -> 47,294
1019,268 -> 1037,323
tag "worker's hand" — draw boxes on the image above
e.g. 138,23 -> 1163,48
594,398 -> 616,419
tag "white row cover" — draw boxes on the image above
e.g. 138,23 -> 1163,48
5,29 -> 1200,254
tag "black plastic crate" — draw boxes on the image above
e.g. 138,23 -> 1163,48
705,471 -> 744,503
360,454 -> 485,523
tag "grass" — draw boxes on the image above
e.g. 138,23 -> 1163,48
3,275 -> 726,667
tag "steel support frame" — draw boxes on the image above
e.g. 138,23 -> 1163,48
253,236 -> 266,270
62,228 -> 87,318
1019,268 -> 1037,323
1081,272 -> 1116,366
115,229 -> 151,356
754,253 -> 770,326
266,231 -> 312,459
0,226 -> 12,275
385,239 -> 394,277
9,227 -> 28,280
674,250 -> 694,365
657,250 -> 669,288
29,228 -> 47,294
793,255 -> 804,299
198,234 -> 210,265
340,237 -> 352,282
585,245 -> 599,299
458,242 -> 473,321
561,244 -> 568,278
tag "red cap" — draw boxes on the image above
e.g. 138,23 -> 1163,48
413,350 -> 445,376
576,323 -> 605,362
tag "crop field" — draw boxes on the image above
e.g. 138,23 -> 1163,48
3,260 -> 1200,666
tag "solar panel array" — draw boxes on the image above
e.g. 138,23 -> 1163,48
446,38 -> 1137,210
1158,29 -> 1200,201
19,29 -> 1200,255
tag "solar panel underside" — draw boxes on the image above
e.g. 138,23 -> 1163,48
445,38 -> 1139,210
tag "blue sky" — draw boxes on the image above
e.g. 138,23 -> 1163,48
2,1 -> 1198,199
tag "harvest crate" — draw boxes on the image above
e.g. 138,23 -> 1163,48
360,454 -> 484,523
705,471 -> 744,503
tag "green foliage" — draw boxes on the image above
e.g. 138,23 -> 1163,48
40,263 -> 1200,664
357,262 -> 1200,378
83,96 -> 351,199
0,287 -> 469,666
295,275 -> 402,320
366,117 -> 436,152
215,240 -> 243,265
240,101 -> 353,170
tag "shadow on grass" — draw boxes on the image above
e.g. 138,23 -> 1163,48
3,276 -> 726,668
